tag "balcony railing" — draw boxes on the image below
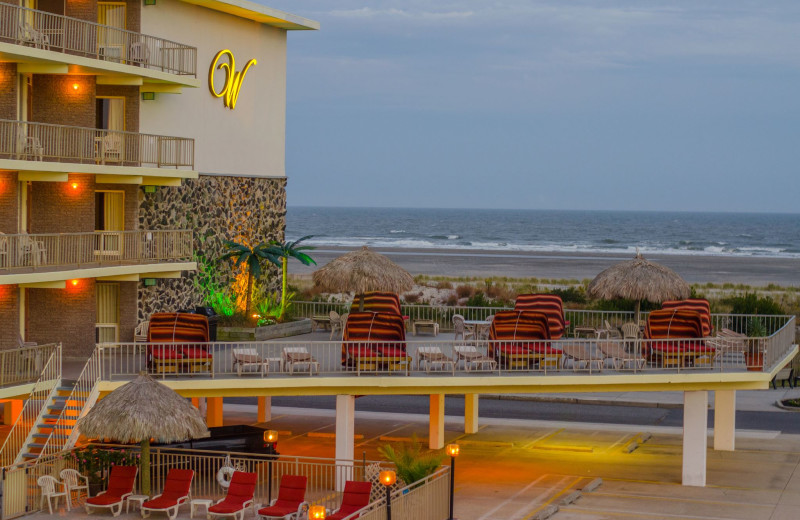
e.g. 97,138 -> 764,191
98,313 -> 795,379
0,3 -> 197,76
0,120 -> 194,169
0,230 -> 193,273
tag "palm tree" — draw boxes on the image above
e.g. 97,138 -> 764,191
220,240 -> 272,315
265,235 -> 316,321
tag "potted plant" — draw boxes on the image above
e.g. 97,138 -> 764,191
745,317 -> 768,371
64,447 -> 140,496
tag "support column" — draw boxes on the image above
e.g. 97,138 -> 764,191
335,395 -> 355,491
206,397 -> 223,427
682,390 -> 708,487
714,390 -> 736,451
258,396 -> 272,423
464,394 -> 479,434
1,400 -> 23,425
429,394 -> 445,449
191,398 -> 199,409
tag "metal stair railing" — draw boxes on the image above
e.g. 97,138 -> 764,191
0,344 -> 61,466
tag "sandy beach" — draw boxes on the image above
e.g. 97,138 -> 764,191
289,247 -> 800,287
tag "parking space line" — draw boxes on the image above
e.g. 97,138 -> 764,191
511,475 -> 572,520
521,476 -> 583,520
286,422 -> 335,441
356,424 -> 410,447
475,474 -> 550,520
606,432 -> 638,453
561,505 -> 760,520
522,428 -> 563,449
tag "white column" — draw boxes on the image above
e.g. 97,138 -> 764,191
335,395 -> 355,491
682,390 -> 708,487
714,390 -> 736,451
257,396 -> 272,423
465,394 -> 479,434
430,394 -> 445,449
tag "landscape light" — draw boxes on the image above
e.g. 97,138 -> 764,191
308,505 -> 326,519
264,430 -> 278,443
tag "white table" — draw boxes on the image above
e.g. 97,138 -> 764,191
190,498 -> 214,518
126,494 -> 148,513
464,320 -> 491,339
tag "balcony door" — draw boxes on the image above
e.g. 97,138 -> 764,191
96,96 -> 125,163
97,2 -> 126,60
96,282 -> 119,343
95,190 -> 124,254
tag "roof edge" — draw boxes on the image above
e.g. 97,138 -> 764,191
179,0 -> 319,30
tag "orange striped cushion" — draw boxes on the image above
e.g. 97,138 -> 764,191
342,312 -> 407,364
489,311 -> 551,359
350,292 -> 402,315
514,294 -> 566,339
645,309 -> 704,339
147,313 -> 209,343
661,299 -> 712,336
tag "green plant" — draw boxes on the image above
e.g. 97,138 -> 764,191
723,292 -> 785,316
65,447 -> 140,487
378,435 -> 444,487
264,236 -> 316,322
253,292 -> 296,326
220,241 -> 273,315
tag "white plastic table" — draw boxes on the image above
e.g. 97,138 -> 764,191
190,498 -> 214,518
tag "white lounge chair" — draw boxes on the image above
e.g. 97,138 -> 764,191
454,345 -> 496,371
232,348 -> 270,376
282,347 -> 319,375
416,346 -> 454,373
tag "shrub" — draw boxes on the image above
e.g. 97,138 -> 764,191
549,287 -> 586,304
378,435 -> 444,487
65,448 -> 140,487
455,285 -> 474,299
722,292 -> 785,316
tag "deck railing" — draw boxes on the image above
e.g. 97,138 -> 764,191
0,229 -> 192,273
98,314 -> 795,379
0,119 -> 194,169
359,467 -> 450,520
0,3 -> 197,76
0,343 -> 59,389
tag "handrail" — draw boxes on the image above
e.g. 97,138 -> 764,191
0,119 -> 194,169
0,344 -> 57,388
0,229 -> 193,272
0,344 -> 61,467
0,3 -> 197,76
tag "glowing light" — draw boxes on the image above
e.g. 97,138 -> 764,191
379,470 -> 396,487
208,49 -> 256,109
72,83 -> 79,91
264,430 -> 278,443
70,279 -> 79,286
446,443 -> 460,457
71,182 -> 78,190
308,505 -> 326,519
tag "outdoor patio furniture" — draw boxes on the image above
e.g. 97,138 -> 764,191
598,320 -> 622,340
59,469 -> 90,506
311,314 -> 331,332
598,341 -> 646,370
129,42 -> 151,65
134,321 -> 150,343
662,299 -> 713,336
18,23 -> 50,49
416,346 -> 455,373
85,465 -> 138,517
147,313 -> 211,374
38,475 -> 69,514
488,311 -> 559,369
342,312 -> 410,371
282,347 -> 319,375
706,328 -> 747,363
514,294 -> 567,339
326,480 -> 372,520
645,309 -> 715,368
561,344 -> 603,371
413,319 -> 439,336
233,348 -> 270,376
453,345 -> 497,371
141,468 -> 194,520
452,314 -> 475,341
256,475 -> 308,520
771,363 -> 794,389
208,471 -> 258,520
329,311 -> 344,339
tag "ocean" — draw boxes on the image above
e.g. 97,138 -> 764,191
286,207 -> 800,259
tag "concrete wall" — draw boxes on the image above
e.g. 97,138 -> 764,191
140,0 -> 287,178
27,279 -> 96,358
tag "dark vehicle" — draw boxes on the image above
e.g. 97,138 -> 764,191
153,425 -> 278,456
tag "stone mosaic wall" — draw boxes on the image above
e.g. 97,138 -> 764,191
137,175 -> 287,321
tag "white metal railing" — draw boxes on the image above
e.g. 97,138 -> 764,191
0,3 -> 196,76
0,343 -> 58,388
98,314 -> 795,379
0,229 -> 192,272
0,119 -> 194,168
358,467 -> 450,520
0,344 -> 61,467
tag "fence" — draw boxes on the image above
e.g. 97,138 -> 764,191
359,467 -> 450,520
0,3 -> 196,76
0,230 -> 192,272
0,344 -> 58,389
0,119 -> 194,169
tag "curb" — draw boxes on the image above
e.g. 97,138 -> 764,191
481,394 -> 683,409
774,400 -> 800,412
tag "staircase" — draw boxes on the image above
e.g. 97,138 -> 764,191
20,380 -> 79,461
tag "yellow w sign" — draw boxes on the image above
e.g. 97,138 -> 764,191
208,49 -> 257,110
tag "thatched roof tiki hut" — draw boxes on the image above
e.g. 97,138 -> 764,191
312,246 -> 414,311
76,373 -> 209,494
587,252 -> 690,325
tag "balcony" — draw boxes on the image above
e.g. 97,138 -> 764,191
0,3 -> 197,83
0,119 -> 196,181
0,230 -> 193,282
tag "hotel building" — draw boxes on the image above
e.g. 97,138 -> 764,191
0,0 -> 318,357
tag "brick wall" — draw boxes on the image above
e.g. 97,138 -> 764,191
31,75 -> 95,127
0,172 -> 18,234
65,0 -> 96,23
0,285 -> 19,350
96,85 -> 139,133
27,279 -> 96,358
29,174 -> 95,234
96,183 -> 138,231
126,0 -> 140,33
0,63 -> 17,120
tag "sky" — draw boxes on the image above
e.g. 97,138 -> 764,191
264,1 -> 800,213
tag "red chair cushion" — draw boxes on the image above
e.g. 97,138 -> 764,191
150,347 -> 183,359
181,346 -> 211,359
376,346 -> 406,358
208,471 -> 257,512
257,504 -> 298,517
496,344 -> 531,356
87,494 -> 123,506
209,502 -> 246,514
276,475 -> 307,504
142,497 -> 179,510
348,346 -> 378,358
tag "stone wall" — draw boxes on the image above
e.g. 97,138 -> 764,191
137,175 -> 287,321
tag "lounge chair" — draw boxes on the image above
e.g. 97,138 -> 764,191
141,469 -> 194,520
645,309 -> 715,368
233,348 -> 270,376
561,344 -> 603,371
282,347 -> 319,375
488,311 -> 559,370
85,465 -> 138,517
453,345 -> 497,371
416,346 -> 455,373
326,481 -> 372,520
60,468 -> 90,507
208,471 -> 258,520
257,475 -> 308,520
598,320 -> 622,339
706,328 -> 747,364
342,312 -> 410,371
514,294 -> 567,339
38,475 -> 69,513
598,341 -> 646,370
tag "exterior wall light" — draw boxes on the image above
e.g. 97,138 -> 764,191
380,471 -> 396,520
143,185 -> 157,193
141,92 -> 155,101
264,430 -> 278,443
144,0 -> 156,5
143,278 -> 157,287
70,279 -> 79,286
308,505 -> 326,519
71,182 -> 79,190
72,83 -> 79,91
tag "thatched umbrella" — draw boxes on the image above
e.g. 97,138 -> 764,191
312,246 -> 414,311
587,252 -> 690,325
76,373 -> 209,494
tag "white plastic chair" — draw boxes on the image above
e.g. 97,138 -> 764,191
38,475 -> 69,513
59,468 -> 90,506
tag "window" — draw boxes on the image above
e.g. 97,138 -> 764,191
96,283 -> 120,343
97,3 -> 126,60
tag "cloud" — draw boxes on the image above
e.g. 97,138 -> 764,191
328,7 -> 474,21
